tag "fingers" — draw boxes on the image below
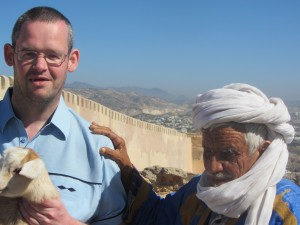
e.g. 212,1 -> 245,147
111,136 -> 126,151
100,147 -> 113,156
19,199 -> 44,225
100,147 -> 133,169
89,123 -> 117,140
100,147 -> 119,160
89,124 -> 113,136
89,122 -> 126,151
19,199 -> 79,225
100,147 -> 123,168
90,122 -> 133,169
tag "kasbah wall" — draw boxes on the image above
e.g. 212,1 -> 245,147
0,75 -> 204,173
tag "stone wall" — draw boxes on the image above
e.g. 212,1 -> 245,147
0,75 -> 204,173
0,75 -> 13,99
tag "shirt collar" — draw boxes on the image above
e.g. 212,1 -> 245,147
47,96 -> 71,140
0,88 -> 70,139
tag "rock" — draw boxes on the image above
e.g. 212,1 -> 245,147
141,165 -> 196,196
141,165 -> 163,183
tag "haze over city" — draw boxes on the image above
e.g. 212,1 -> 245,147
1,1 -> 299,101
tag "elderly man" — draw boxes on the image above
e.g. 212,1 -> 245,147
90,83 -> 300,225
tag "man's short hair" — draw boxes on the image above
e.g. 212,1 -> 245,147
12,6 -> 74,52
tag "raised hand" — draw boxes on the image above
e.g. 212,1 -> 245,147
89,122 -> 134,193
89,122 -> 133,169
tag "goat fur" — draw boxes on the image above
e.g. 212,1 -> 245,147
0,147 -> 59,225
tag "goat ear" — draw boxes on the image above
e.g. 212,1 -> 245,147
19,159 -> 44,179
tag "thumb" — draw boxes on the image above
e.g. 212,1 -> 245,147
100,147 -> 118,160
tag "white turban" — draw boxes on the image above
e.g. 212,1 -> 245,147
192,83 -> 294,143
193,83 -> 295,225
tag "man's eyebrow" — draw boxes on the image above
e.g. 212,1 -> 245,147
221,148 -> 239,154
17,47 -> 34,51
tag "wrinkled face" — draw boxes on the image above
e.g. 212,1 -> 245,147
202,126 -> 261,187
5,20 -> 75,105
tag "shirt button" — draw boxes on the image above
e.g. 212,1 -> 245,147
20,138 -> 26,143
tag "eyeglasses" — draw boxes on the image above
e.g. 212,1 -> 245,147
13,47 -> 69,67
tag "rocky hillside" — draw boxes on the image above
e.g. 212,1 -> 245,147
64,87 -> 191,117
64,86 -> 196,132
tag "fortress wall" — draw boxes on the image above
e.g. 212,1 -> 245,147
62,90 -> 194,172
189,134 -> 205,173
0,75 -> 13,99
1,75 -> 203,173
108,119 -> 193,172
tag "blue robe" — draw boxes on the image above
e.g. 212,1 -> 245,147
124,169 -> 300,225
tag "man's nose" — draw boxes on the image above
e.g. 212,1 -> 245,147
33,54 -> 48,70
208,156 -> 223,174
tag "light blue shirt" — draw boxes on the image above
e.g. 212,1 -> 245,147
0,88 -> 126,225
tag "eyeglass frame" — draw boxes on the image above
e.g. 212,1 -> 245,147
10,44 -> 70,67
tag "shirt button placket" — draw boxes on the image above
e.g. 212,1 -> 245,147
20,137 -> 27,147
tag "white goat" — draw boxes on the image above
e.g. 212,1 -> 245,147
0,147 -> 59,225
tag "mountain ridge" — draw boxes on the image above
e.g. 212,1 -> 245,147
65,81 -> 192,105
64,81 -> 195,132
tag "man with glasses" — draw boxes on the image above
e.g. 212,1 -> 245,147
1,6 -> 126,225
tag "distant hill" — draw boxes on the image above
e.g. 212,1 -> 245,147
65,81 -> 192,105
65,81 -> 98,89
64,86 -> 192,117
111,86 -> 191,104
64,81 -> 195,132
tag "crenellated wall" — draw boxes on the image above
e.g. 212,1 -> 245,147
0,75 -> 204,173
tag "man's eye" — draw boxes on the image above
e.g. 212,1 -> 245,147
219,150 -> 238,161
47,53 -> 60,60
22,52 -> 36,59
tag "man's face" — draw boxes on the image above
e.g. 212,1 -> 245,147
9,20 -> 70,104
202,125 -> 260,187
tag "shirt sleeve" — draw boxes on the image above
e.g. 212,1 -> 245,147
122,167 -> 159,224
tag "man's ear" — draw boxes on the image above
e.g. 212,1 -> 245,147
4,43 -> 15,66
259,140 -> 271,155
67,48 -> 80,72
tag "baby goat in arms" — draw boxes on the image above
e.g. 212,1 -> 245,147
0,147 -> 59,225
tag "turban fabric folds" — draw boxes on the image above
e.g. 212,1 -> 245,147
192,83 -> 294,143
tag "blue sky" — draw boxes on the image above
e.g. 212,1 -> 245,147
1,1 -> 299,101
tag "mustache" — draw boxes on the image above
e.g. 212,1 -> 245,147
205,171 -> 233,180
